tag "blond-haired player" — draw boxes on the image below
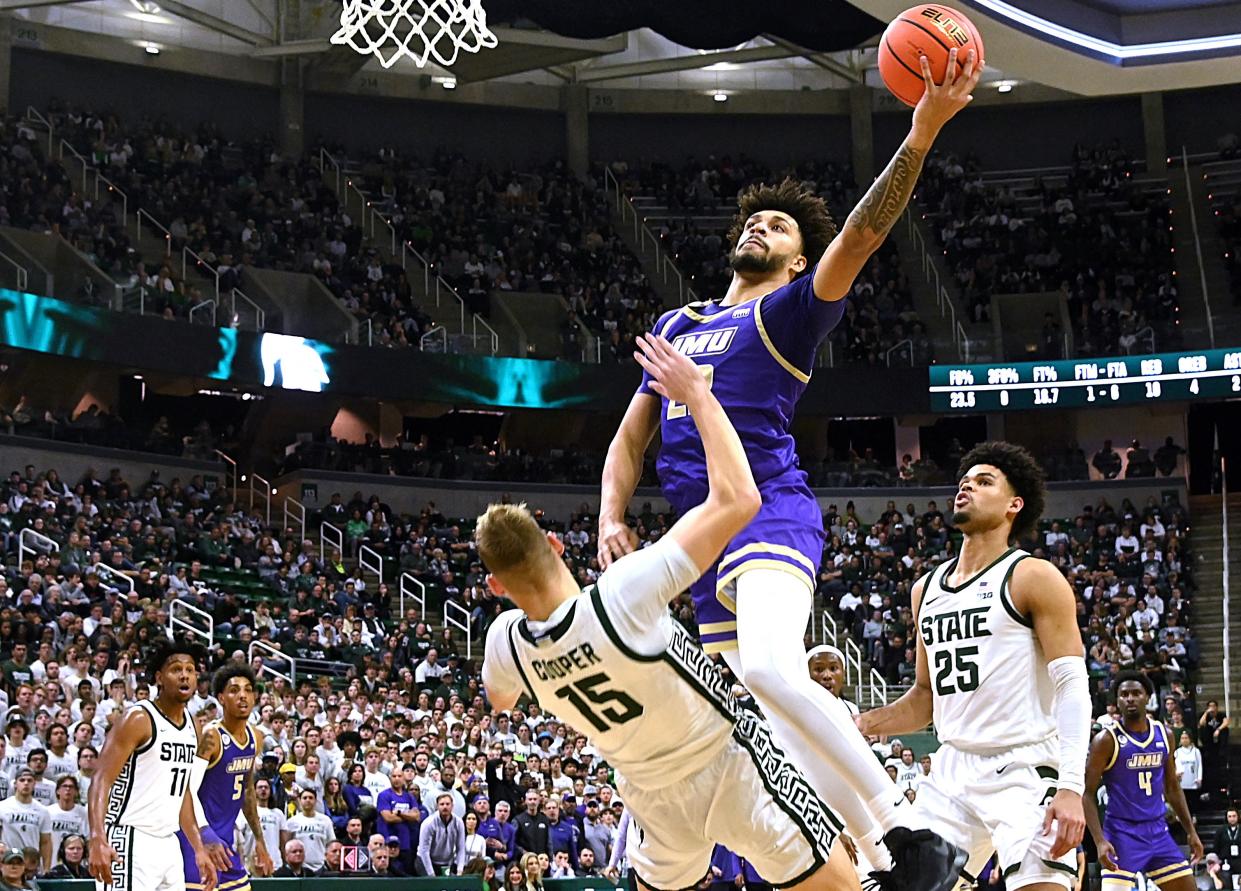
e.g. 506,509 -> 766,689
481,334 -> 869,891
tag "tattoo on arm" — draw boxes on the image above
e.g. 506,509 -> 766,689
846,141 -> 928,239
243,769 -> 264,837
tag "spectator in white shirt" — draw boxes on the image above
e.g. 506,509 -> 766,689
414,650 -> 448,687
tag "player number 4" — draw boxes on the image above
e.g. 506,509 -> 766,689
667,365 -> 714,420
554,672 -> 644,733
1138,769 -> 1153,796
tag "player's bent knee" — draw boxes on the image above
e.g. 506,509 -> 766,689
791,837 -> 862,891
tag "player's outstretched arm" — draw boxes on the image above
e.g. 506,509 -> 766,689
1016,558 -> 1089,858
1082,729 -> 1118,869
635,334 -> 760,572
1163,734 -> 1205,864
813,48 -> 982,303
857,576 -> 934,735
599,390 -> 660,569
87,708 -> 153,886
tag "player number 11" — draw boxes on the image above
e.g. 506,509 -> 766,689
667,365 -> 715,420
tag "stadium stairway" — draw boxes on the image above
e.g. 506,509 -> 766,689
897,208 -> 994,362
1168,172 -> 1238,348
606,193 -> 701,310
315,151 -> 505,355
1196,157 -> 1241,347
1187,494 -> 1241,710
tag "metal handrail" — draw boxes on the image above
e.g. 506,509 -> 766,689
213,449 -> 238,493
867,667 -> 890,708
168,599 -> 214,648
0,250 -> 29,291
400,572 -> 426,622
229,288 -> 266,331
320,522 -> 344,561
885,338 -> 914,367
249,640 -> 295,686
317,147 -> 343,195
91,562 -> 134,594
360,317 -> 373,346
420,325 -> 447,352
903,207 -> 972,361
444,599 -> 473,660
24,106 -> 53,155
184,246 -> 221,300
94,173 -> 128,227
604,167 -> 702,304
18,527 -> 58,568
59,138 -> 91,192
249,472 -> 272,526
283,497 -> 306,544
1181,145 -> 1215,349
433,272 -> 500,353
119,284 -> 147,316
359,544 -> 384,584
818,610 -> 838,647
136,209 -> 173,258
189,299 -> 216,325
843,637 -> 863,692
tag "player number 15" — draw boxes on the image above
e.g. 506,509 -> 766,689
667,365 -> 715,420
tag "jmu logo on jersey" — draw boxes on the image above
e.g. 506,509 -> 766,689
226,755 -> 255,773
673,327 -> 738,358
1125,752 -> 1165,769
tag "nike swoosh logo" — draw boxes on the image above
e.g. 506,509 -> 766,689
996,763 -> 1014,775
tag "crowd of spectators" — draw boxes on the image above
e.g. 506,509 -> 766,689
917,142 -> 1181,358
612,156 -> 936,366
0,429 -> 1218,886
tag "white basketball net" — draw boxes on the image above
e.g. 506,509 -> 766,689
331,0 -> 499,69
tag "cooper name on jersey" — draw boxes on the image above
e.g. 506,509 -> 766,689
672,327 -> 738,358
530,643 -> 602,681
920,606 -> 993,646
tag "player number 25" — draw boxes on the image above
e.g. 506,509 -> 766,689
933,646 -> 980,696
667,365 -> 715,420
554,672 -> 644,733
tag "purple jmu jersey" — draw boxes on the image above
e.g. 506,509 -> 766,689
199,724 -> 256,843
1103,720 -> 1172,824
639,270 -> 844,512
638,271 -> 844,653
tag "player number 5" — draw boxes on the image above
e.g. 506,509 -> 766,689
667,365 -> 714,420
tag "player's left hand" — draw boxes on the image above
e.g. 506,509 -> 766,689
911,47 -> 983,138
1042,789 -> 1085,858
254,843 -> 275,877
1188,832 -> 1205,865
205,842 -> 233,873
194,846 -> 220,891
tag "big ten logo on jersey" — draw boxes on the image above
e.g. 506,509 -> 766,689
672,327 -> 738,358
161,741 -> 196,764
920,7 -> 970,46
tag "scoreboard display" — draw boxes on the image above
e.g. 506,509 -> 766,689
929,347 -> 1241,412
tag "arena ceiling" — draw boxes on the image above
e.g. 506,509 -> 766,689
4,0 -> 1241,95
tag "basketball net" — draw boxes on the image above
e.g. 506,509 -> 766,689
331,0 -> 499,70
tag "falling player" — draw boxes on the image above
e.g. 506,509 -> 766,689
598,45 -> 981,886
483,335 -> 865,891
179,665 -> 274,891
87,639 -> 226,891
1083,672 -> 1202,891
859,442 -> 1091,891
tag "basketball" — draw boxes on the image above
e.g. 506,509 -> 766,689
878,5 -> 984,107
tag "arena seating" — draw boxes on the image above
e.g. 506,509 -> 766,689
915,144 -> 1180,358
1203,155 -> 1241,306
612,156 -> 936,366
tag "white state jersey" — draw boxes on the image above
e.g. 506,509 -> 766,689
106,700 -> 198,836
919,547 -> 1055,751
488,588 -> 734,786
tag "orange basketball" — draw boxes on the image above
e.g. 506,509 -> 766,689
878,5 -> 984,108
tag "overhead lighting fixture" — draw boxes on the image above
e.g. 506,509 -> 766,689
432,76 -> 456,89
713,91 -> 728,102
129,0 -> 161,12
996,80 -> 1014,93
968,0 -> 1241,60
145,43 -> 160,55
